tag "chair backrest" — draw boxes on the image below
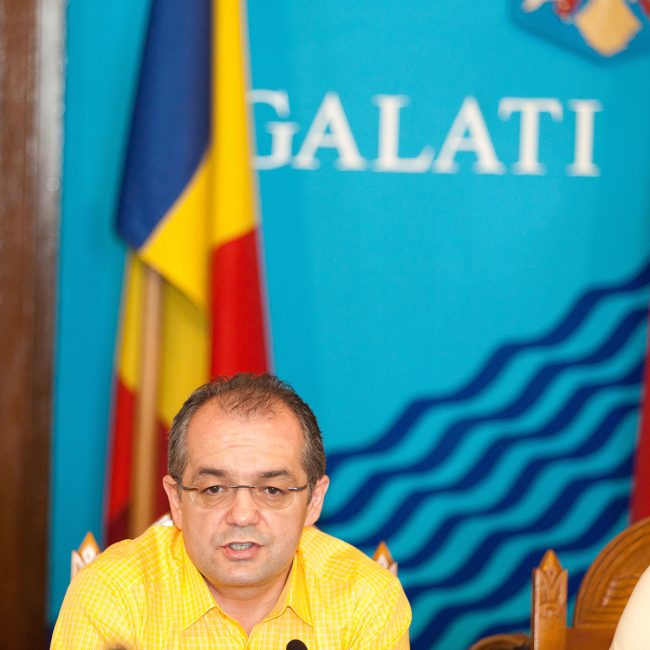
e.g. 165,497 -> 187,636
572,516 -> 650,630
533,517 -> 650,650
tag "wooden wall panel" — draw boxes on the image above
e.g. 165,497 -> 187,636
0,0 -> 60,645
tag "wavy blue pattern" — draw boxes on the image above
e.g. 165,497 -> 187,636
409,498 -> 629,647
409,496 -> 629,648
326,260 -> 650,472
324,291 -> 647,516
325,374 -> 642,540
397,414 -> 633,574
356,397 -> 639,558
324,308 -> 645,523
326,369 -> 640,544
405,456 -> 632,589
318,260 -> 650,650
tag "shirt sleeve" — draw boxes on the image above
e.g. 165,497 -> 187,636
51,566 -> 137,650
349,572 -> 412,650
610,566 -> 650,650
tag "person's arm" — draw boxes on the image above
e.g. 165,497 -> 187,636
349,574 -> 412,650
51,567 -> 136,650
610,566 -> 650,650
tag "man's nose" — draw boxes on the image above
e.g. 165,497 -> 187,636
225,487 -> 261,525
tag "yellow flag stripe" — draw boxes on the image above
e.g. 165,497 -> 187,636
139,157 -> 210,310
211,0 -> 257,247
158,281 -> 210,426
117,256 -> 144,392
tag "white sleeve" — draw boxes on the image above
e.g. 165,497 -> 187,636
610,566 -> 650,650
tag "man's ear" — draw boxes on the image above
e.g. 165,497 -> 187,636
305,475 -> 329,527
162,475 -> 183,530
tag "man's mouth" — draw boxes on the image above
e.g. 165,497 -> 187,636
221,541 -> 261,559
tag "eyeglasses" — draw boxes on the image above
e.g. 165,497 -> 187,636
176,480 -> 309,510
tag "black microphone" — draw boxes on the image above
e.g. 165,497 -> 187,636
286,640 -> 308,650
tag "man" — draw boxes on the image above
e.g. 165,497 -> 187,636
52,373 -> 411,649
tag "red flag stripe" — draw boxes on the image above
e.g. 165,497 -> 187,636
632,332 -> 650,521
210,228 -> 269,377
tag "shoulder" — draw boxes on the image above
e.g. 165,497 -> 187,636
299,526 -> 407,602
77,523 -> 182,591
300,526 -> 390,577
299,527 -> 411,645
52,525 -> 182,647
611,565 -> 650,650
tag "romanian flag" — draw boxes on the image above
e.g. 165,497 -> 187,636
106,0 -> 270,543
632,329 -> 650,521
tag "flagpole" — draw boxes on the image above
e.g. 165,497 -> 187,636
129,264 -> 162,536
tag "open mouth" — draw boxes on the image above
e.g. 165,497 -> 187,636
220,540 -> 263,559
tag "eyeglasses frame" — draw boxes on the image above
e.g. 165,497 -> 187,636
174,479 -> 309,509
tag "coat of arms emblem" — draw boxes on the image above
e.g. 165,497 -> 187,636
513,0 -> 650,58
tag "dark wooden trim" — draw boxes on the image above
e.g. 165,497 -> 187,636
0,0 -> 61,646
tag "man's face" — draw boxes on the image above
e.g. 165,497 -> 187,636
163,400 -> 328,601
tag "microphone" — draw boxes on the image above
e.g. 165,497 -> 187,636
286,641 -> 308,650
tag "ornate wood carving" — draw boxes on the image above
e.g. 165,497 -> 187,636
372,540 -> 399,576
573,518 -> 650,628
532,549 -> 567,650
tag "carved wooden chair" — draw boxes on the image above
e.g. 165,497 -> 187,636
470,517 -> 650,650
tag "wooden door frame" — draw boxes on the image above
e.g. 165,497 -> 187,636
0,0 -> 63,646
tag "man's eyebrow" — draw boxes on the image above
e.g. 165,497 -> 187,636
190,468 -> 297,482
192,468 -> 228,480
257,469 -> 295,480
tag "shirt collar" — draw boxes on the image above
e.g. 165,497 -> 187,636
268,535 -> 313,626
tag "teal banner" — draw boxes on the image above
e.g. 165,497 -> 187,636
51,2 -> 650,648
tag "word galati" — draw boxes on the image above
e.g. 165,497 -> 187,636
250,90 -> 601,177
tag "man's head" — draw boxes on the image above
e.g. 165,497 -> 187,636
167,373 -> 326,491
162,373 -> 329,606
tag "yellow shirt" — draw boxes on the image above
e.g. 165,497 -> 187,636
51,524 -> 411,649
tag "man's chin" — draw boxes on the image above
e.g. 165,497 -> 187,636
207,569 -> 268,592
